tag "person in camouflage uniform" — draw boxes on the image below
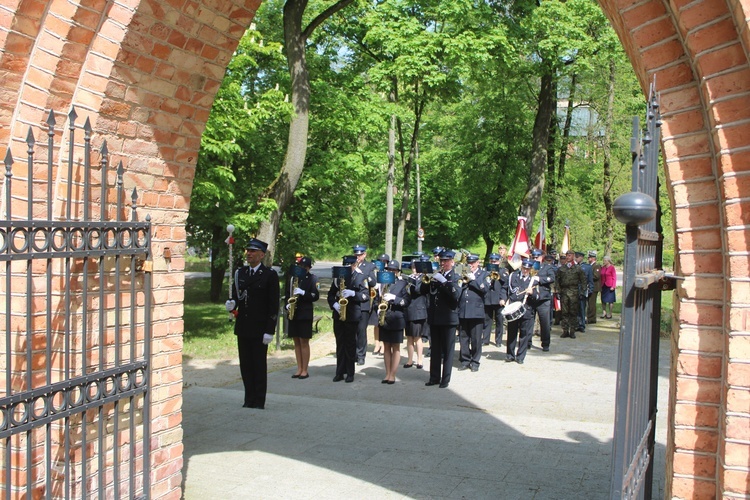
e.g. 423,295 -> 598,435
555,250 -> 586,339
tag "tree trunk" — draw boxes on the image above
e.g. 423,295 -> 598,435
209,224 -> 228,302
519,64 -> 555,232
385,97 -> 396,257
558,73 -> 576,185
482,233 -> 494,263
546,78 -> 558,251
602,60 -> 616,255
256,0 -> 354,265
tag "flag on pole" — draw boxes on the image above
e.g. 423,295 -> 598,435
534,217 -> 546,253
509,216 -> 531,269
561,224 -> 570,255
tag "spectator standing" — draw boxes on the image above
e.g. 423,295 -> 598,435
587,251 -> 602,324
600,255 -> 617,319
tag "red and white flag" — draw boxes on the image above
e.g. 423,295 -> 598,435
561,224 -> 570,255
534,217 -> 546,253
509,216 -> 531,269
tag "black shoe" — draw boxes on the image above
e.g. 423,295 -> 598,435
470,366 -> 479,372
357,359 -> 365,366
381,379 -> 389,384
298,374 -> 309,380
576,327 -> 584,332
403,363 -> 414,368
528,343 -> 533,348
345,375 -> 354,383
425,380 -> 439,386
482,342 -> 489,346
516,359 -> 524,365
458,365 -> 470,371
561,332 -> 570,338
333,375 -> 344,382
570,332 -> 577,339
505,356 -> 515,362
416,364 -> 423,369
387,380 -> 395,385
439,382 -> 449,388
291,374 -> 300,379
543,346 -> 550,352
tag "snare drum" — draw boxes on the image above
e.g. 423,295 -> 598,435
501,301 -> 526,322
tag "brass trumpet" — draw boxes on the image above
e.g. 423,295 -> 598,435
338,276 -> 348,321
490,270 -> 500,280
287,276 -> 300,320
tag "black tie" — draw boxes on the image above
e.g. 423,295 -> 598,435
250,268 -> 255,277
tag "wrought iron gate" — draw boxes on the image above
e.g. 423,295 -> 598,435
610,84 -> 665,499
0,109 -> 152,499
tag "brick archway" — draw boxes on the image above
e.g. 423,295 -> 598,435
0,0 -> 747,498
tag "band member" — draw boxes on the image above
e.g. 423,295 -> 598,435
530,249 -> 556,352
505,258 -> 537,364
371,253 -> 391,356
285,256 -> 320,379
327,256 -> 369,382
419,249 -> 461,389
377,260 -> 411,384
404,256 -> 430,369
575,251 -> 594,332
556,250 -> 586,338
353,245 -> 377,365
458,254 -> 488,372
483,253 -> 507,346
225,238 -> 279,409
587,251 -> 602,324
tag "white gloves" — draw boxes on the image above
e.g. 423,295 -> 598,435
262,334 -> 273,345
341,289 -> 356,298
293,287 -> 305,296
225,300 -> 236,312
433,273 -> 447,284
286,303 -> 291,311
333,302 -> 341,313
383,293 -> 396,302
466,272 -> 476,281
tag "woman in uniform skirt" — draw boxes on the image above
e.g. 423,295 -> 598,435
377,261 -> 411,384
285,256 -> 320,379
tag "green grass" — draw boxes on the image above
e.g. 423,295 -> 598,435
183,277 -> 335,359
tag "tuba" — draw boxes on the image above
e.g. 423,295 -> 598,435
287,275 -> 299,320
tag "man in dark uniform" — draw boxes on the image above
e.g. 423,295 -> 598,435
327,256 -> 369,382
556,250 -> 586,339
482,253 -> 504,347
530,248 -> 556,352
225,238 -> 279,409
353,245 -> 377,365
458,254 -> 489,372
505,258 -> 536,364
576,251 -> 594,333
419,249 -> 461,388
587,251 -> 602,324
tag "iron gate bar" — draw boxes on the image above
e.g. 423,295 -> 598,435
1,107 -> 152,499
610,82 -> 662,500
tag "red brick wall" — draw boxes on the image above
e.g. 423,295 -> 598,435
0,0 -> 748,498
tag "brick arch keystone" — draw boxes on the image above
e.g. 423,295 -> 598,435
0,0 -> 748,497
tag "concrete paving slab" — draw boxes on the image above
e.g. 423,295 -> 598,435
182,319 -> 669,499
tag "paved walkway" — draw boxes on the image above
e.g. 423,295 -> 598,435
181,318 -> 669,499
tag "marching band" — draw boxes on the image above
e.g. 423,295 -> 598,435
278,242 -> 603,387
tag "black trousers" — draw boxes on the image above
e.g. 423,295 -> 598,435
428,324 -> 457,385
334,320 -> 357,377
506,308 -> 534,362
356,310 -> 370,361
482,305 -> 501,345
534,299 -> 551,348
459,318 -> 484,368
237,334 -> 268,408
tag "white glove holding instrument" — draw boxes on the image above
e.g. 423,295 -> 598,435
383,293 -> 396,302
433,273 -> 447,284
225,300 -> 236,312
262,334 -> 273,345
341,289 -> 356,298
293,287 -> 305,296
333,302 -> 341,313
465,272 -> 476,281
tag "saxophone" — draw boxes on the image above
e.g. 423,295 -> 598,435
287,276 -> 299,320
377,284 -> 389,326
338,276 -> 348,321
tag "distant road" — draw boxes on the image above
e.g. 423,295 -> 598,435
186,264 -> 624,287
